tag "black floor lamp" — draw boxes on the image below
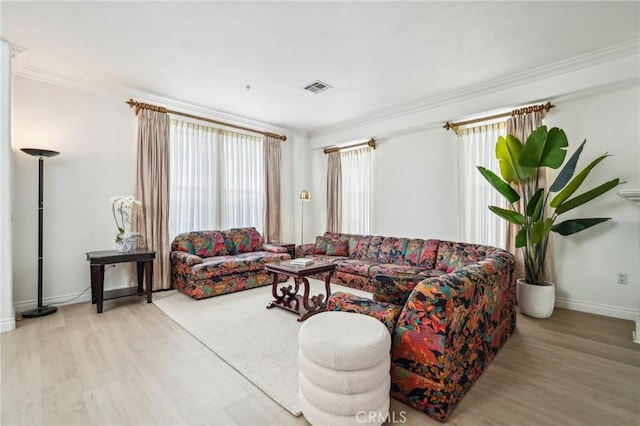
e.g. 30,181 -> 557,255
21,148 -> 59,318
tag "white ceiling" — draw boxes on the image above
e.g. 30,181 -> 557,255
2,1 -> 639,132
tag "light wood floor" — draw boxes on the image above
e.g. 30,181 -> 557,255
2,295 -> 638,426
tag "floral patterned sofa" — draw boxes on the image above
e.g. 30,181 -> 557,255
297,232 -> 515,422
170,227 -> 291,299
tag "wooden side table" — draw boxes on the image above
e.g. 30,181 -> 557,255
86,249 -> 156,313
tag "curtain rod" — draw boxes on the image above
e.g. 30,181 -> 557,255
443,101 -> 555,133
125,99 -> 287,141
323,138 -> 376,154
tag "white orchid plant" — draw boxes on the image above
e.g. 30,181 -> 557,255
111,195 -> 142,243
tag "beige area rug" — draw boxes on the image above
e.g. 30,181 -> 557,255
153,280 -> 371,416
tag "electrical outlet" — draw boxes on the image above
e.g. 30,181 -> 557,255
617,273 -> 628,285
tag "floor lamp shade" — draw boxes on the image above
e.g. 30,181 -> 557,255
299,190 -> 311,244
21,148 -> 59,318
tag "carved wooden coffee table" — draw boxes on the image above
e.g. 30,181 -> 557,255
265,260 -> 336,322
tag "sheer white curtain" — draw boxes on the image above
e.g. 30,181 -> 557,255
169,120 -> 264,239
169,120 -> 219,238
218,130 -> 264,230
341,147 -> 371,234
458,122 -> 508,248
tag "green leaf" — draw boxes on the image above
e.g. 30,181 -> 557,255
530,218 -> 554,244
555,179 -> 621,215
519,126 -> 568,169
477,166 -> 520,204
488,205 -> 525,225
515,228 -> 527,248
549,139 -> 585,192
551,218 -> 611,235
550,153 -> 610,208
518,126 -> 547,167
496,135 -> 533,183
526,188 -> 544,220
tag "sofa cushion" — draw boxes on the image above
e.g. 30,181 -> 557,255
365,236 -> 385,261
373,274 -> 425,306
327,291 -> 402,334
351,235 -> 373,259
377,237 -> 409,264
336,259 -> 378,277
436,241 -> 488,272
368,264 -> 427,278
315,236 -> 330,254
403,239 -> 424,266
417,269 -> 448,278
307,254 -> 349,263
326,238 -> 349,256
418,239 -> 440,269
192,255 -> 256,278
192,251 -> 289,279
171,231 -> 230,257
223,227 -> 263,254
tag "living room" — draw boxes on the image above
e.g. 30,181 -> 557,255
1,2 -> 639,425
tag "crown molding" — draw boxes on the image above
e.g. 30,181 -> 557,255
310,39 -> 640,138
12,51 -> 288,136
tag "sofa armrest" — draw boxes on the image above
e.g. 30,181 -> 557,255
394,257 -> 514,381
373,274 -> 425,306
295,243 -> 316,258
261,244 -> 290,254
170,251 -> 203,267
326,291 -> 402,333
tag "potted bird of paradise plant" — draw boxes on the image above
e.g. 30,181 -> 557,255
477,125 -> 621,318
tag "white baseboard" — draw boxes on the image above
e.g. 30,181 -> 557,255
14,291 -> 92,313
12,290 -> 638,322
555,297 -> 640,321
0,317 -> 16,333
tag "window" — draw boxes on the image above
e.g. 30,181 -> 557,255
341,147 -> 372,234
169,120 -> 264,238
458,123 -> 508,248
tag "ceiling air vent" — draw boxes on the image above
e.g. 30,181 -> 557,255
303,80 -> 333,94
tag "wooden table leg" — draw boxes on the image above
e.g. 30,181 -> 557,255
137,261 -> 144,295
298,271 -> 333,322
90,264 -> 97,304
266,272 -> 300,313
145,260 -> 153,303
91,264 -> 105,313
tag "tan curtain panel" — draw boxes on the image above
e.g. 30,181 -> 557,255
326,151 -> 342,233
506,111 -> 553,282
263,135 -> 282,243
133,109 -> 171,290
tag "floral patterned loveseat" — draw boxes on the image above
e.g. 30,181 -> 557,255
170,227 -> 291,299
297,232 -> 515,421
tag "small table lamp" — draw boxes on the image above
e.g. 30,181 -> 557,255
299,190 -> 311,244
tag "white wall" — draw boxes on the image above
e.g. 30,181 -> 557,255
12,77 -> 298,310
306,129 -> 459,242
546,85 -> 640,318
0,40 -> 15,332
12,77 -> 138,309
308,57 -> 639,320
370,129 -> 458,240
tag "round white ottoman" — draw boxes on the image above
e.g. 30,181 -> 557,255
298,311 -> 391,426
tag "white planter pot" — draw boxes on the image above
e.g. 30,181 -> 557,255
516,279 -> 555,319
